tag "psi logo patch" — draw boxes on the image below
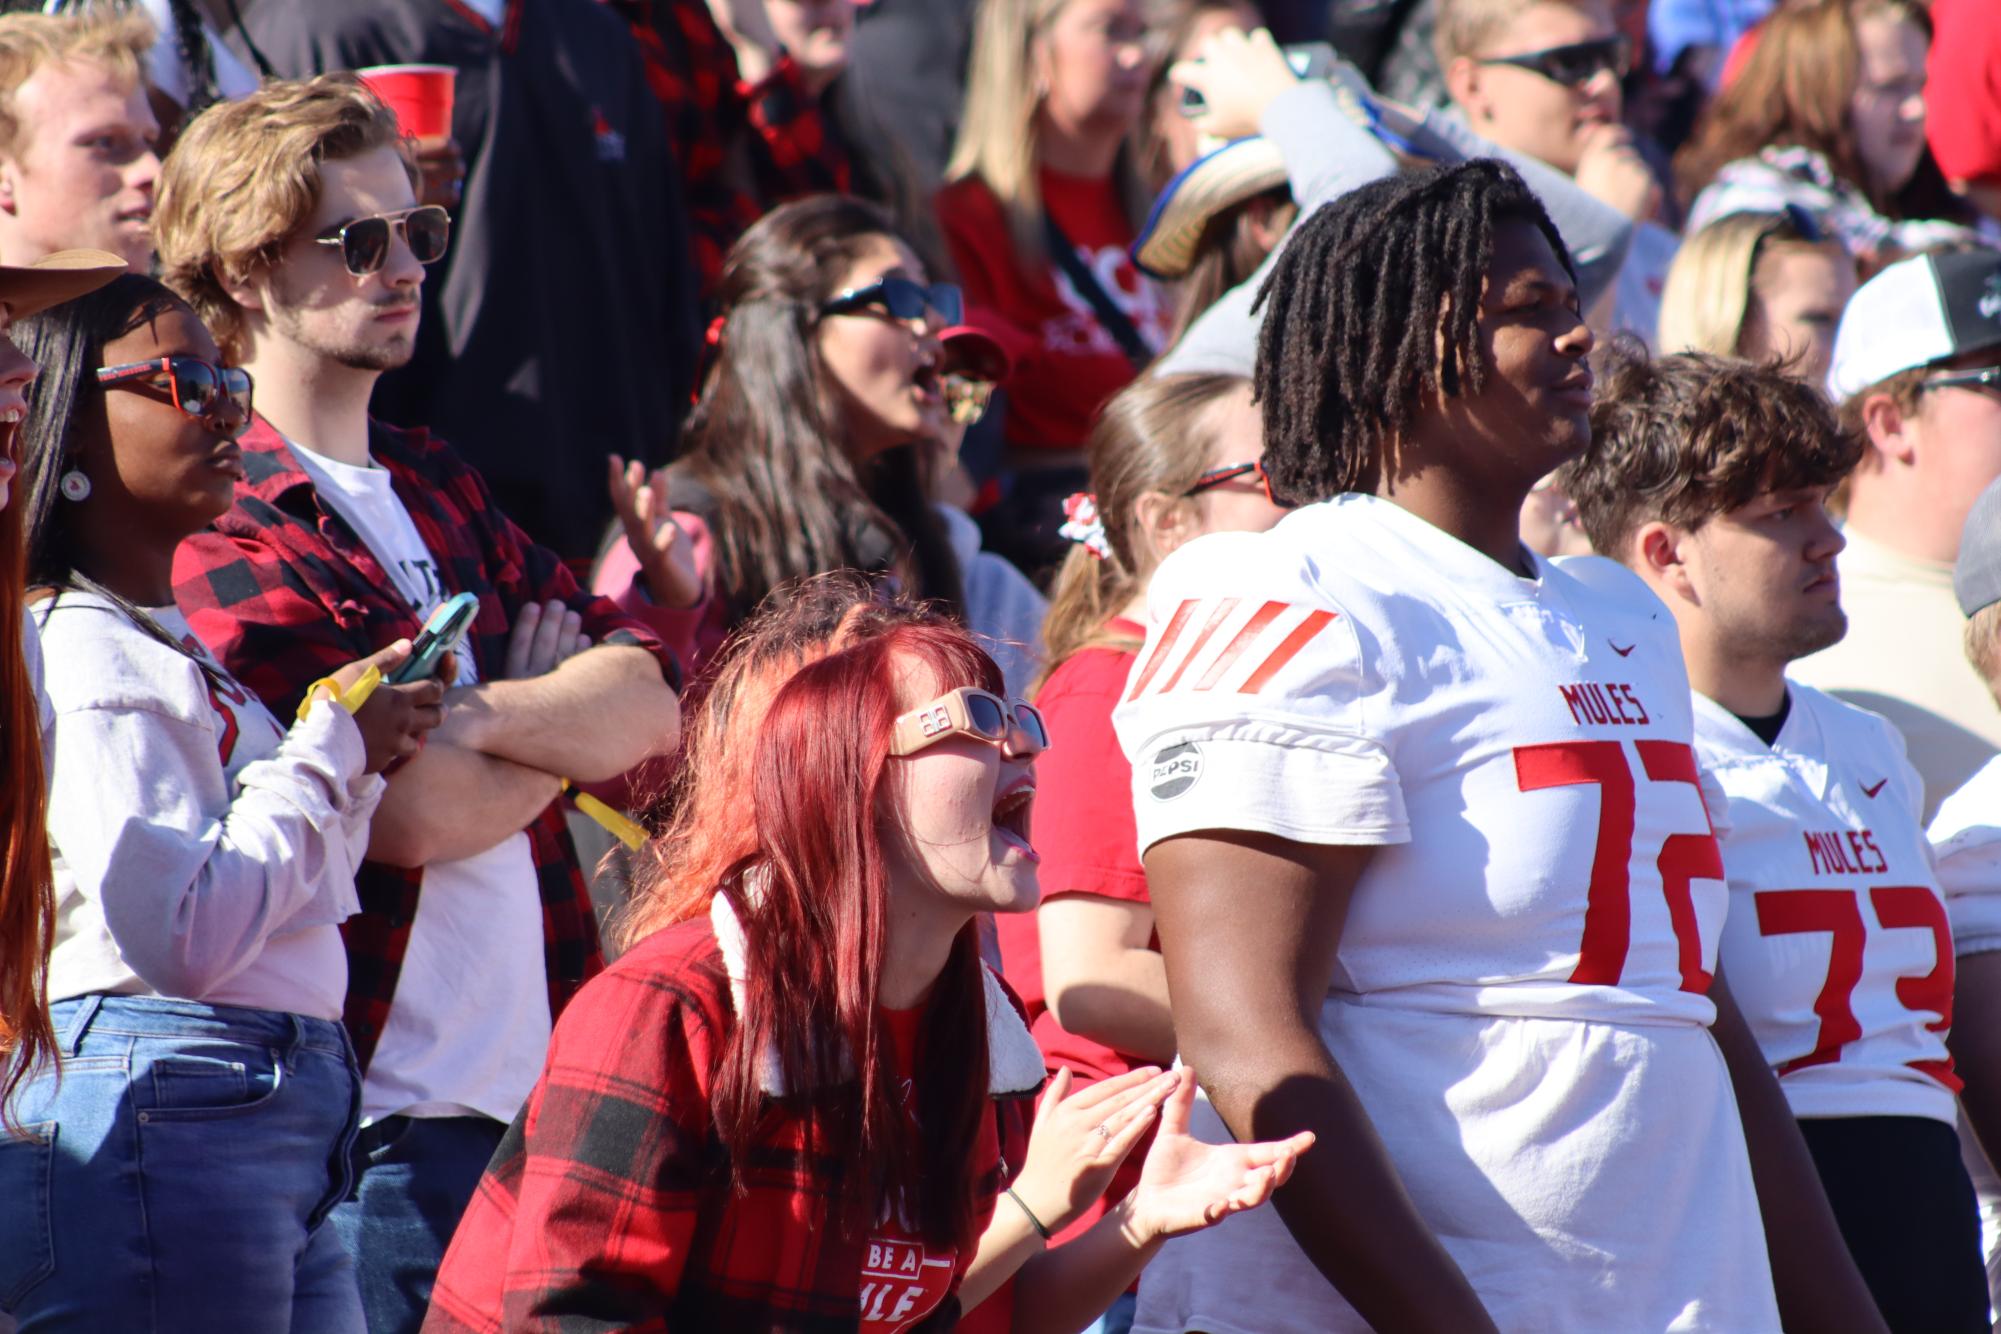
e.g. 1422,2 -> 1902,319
1150,742 -> 1204,800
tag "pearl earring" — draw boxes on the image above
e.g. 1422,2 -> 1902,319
59,469 -> 90,501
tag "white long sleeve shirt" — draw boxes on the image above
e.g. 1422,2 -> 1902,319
35,592 -> 381,1020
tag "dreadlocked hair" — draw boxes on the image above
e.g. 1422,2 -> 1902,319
1252,158 -> 1574,504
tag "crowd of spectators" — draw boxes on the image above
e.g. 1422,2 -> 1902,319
6,0 -> 2001,1331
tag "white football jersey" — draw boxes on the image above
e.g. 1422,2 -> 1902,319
1697,686 -> 1957,1124
1932,755 -> 2001,958
1113,493 -> 1728,1027
1115,495 -> 1778,1333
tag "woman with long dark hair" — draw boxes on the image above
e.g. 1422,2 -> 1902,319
428,588 -> 1311,1331
596,194 -> 980,686
0,251 -> 125,1124
0,274 -> 443,1330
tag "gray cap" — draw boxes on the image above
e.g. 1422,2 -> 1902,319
1956,475 -> 2001,616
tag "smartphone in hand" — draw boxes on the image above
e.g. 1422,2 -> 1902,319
387,591 -> 480,685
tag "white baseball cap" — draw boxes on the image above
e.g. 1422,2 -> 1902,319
1827,248 -> 2001,402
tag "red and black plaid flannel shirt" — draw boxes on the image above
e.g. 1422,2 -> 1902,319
171,416 -> 681,1074
612,0 -> 852,290
424,917 -> 1035,1333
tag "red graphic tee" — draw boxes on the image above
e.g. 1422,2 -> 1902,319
860,1003 -> 967,1333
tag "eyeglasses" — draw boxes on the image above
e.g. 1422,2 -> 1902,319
1480,33 -> 1633,89
1921,365 -> 2001,397
890,686 -> 1051,757
821,276 -> 964,328
314,205 -> 451,277
1183,459 -> 1293,508
96,356 -> 254,437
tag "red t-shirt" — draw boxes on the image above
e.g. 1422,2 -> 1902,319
995,623 -> 1158,1243
864,1004 -> 969,1333
936,170 -> 1171,453
1928,0 -> 2001,186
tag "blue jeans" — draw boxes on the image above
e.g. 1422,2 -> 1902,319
331,1113 -> 505,1334
0,994 -> 364,1333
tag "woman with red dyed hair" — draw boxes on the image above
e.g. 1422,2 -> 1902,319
425,594 -> 1310,1332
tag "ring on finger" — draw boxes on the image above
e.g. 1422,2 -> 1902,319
1092,1123 -> 1112,1140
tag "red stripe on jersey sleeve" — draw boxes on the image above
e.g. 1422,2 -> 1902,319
1192,600 -> 1287,691
1126,599 -> 1198,701
1157,598 -> 1241,694
1237,610 -> 1336,695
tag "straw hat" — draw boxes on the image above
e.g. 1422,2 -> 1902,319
1131,137 -> 1290,281
0,249 -> 127,320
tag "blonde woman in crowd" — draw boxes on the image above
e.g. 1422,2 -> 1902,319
1658,208 -> 1859,388
938,0 -> 1171,576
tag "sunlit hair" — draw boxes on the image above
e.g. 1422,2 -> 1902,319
616,575 -> 941,944
674,196 -> 962,625
0,439 -> 52,1123
1433,0 -> 1598,66
1040,373 -> 1247,683
153,73 -> 417,363
948,0 -> 1151,268
662,591 -> 1006,1244
1966,603 -> 2001,704
0,10 -> 153,161
1561,345 -> 1863,558
1674,0 -> 1931,216
1657,210 -> 1852,360
1170,190 -> 1296,341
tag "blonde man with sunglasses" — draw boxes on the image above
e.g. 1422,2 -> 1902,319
151,74 -> 684,1334
1438,0 -> 1676,341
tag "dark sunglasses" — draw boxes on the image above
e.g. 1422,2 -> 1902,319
1921,365 -> 2001,397
821,275 -> 964,327
96,356 -> 254,437
1480,33 -> 1633,89
314,205 -> 451,277
1184,459 -> 1294,508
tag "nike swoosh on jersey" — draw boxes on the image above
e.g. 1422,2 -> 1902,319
1861,778 -> 1888,798
1609,640 -> 1636,657
1127,597 -> 1336,700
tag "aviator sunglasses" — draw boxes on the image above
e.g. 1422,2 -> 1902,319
315,205 -> 452,277
820,275 -> 964,328
890,686 -> 1052,757
1480,33 -> 1633,89
96,357 -> 254,438
1184,459 -> 1294,509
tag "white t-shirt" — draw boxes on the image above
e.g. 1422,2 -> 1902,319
1113,495 -> 1778,1333
1698,685 -> 1958,1124
35,594 -> 375,1020
1933,755 -> 2001,958
292,441 -> 550,1126
1793,529 -> 2001,822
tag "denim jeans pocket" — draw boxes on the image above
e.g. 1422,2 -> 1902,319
135,1042 -> 284,1121
0,1121 -> 56,1309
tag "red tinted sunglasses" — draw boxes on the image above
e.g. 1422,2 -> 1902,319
1184,459 -> 1293,508
96,356 -> 254,439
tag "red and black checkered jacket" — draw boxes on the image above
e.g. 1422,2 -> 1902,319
422,915 -> 1038,1332
171,416 -> 680,1073
612,0 -> 852,290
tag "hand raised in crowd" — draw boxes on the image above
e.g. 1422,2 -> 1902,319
1124,1069 -> 1314,1239
413,134 -> 465,208
608,454 -> 704,610
704,0 -> 782,84
324,638 -> 450,774
1169,26 -> 1298,143
1573,122 -> 1661,223
503,598 -> 592,680
1009,1065 -> 1180,1234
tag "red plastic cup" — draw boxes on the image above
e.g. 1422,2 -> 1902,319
356,64 -> 456,139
